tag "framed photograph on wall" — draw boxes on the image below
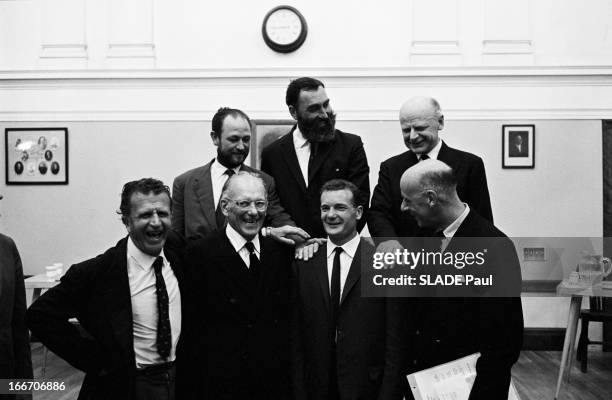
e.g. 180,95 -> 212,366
5,128 -> 69,185
502,124 -> 535,169
250,120 -> 294,169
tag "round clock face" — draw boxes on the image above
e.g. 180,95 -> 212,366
262,6 -> 308,53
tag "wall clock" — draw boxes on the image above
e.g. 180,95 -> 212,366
262,5 -> 308,53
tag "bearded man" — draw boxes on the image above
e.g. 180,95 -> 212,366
260,77 -> 370,238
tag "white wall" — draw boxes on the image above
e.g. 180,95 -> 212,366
2,0 -> 612,69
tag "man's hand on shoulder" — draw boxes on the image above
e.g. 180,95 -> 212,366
375,240 -> 405,269
295,238 -> 327,261
268,225 -> 310,246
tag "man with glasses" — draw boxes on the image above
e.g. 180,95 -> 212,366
183,172 -> 294,399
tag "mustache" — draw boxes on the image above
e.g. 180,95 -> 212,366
299,112 -> 337,142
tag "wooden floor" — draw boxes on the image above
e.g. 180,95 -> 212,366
30,344 -> 612,400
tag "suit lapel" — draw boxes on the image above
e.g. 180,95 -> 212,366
436,141 -> 455,165
103,238 -> 135,369
194,160 -> 218,229
253,236 -> 279,313
314,244 -> 331,313
279,127 -> 308,193
214,232 -> 253,295
340,241 -> 362,305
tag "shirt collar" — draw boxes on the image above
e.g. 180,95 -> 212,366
442,203 -> 470,238
293,126 -> 310,150
127,236 -> 166,271
327,233 -> 361,259
416,138 -> 443,160
225,223 -> 261,255
212,158 -> 241,179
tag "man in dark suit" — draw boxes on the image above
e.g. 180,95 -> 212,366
184,172 -> 294,399
369,96 -> 492,254
396,160 -> 523,399
27,179 -> 187,400
290,179 -> 402,400
172,107 -> 308,244
260,77 -> 370,238
0,192 -> 33,400
508,133 -> 528,157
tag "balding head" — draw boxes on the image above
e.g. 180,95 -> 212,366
399,96 -> 444,155
399,159 -> 461,229
220,171 -> 267,240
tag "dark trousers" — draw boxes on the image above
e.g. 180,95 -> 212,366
134,363 -> 176,400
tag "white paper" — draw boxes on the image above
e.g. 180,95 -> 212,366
407,353 -> 520,400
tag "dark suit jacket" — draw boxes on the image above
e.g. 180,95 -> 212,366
396,211 -> 523,400
0,234 -> 33,382
172,159 -> 294,240
26,235 -> 188,400
260,127 -> 370,238
369,142 -> 493,238
290,239 -> 402,400
184,230 -> 293,400
508,143 -> 528,157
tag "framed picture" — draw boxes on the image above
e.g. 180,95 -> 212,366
5,128 -> 69,185
502,124 -> 535,169
250,119 -> 294,169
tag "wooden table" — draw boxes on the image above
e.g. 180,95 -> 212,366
554,281 -> 612,399
25,273 -> 61,304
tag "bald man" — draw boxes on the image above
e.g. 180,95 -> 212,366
184,172 -> 293,400
369,97 -> 493,253
394,160 -> 523,399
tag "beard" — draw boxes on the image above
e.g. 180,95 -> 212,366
216,146 -> 248,169
297,111 -> 337,143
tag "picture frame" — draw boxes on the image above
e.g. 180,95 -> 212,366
502,124 -> 535,169
250,119 -> 294,169
5,128 -> 69,185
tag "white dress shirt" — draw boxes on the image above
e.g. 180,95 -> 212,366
226,224 -> 261,268
211,159 -> 241,208
293,127 -> 311,187
127,238 -> 181,368
439,203 -> 470,251
417,138 -> 443,161
326,233 -> 361,298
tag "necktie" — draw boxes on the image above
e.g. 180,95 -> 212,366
419,154 -> 430,161
330,247 -> 342,332
307,142 -> 319,182
215,169 -> 236,228
328,247 -> 343,400
244,241 -> 260,281
152,256 -> 171,360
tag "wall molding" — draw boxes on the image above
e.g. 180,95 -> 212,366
2,66 -> 612,122
2,108 -> 612,122
3,65 -> 612,79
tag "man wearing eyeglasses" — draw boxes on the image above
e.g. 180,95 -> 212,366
183,172 -> 293,400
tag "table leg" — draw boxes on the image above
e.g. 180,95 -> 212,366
31,288 -> 42,304
554,296 -> 582,399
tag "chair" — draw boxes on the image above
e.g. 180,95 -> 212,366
576,296 -> 612,372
